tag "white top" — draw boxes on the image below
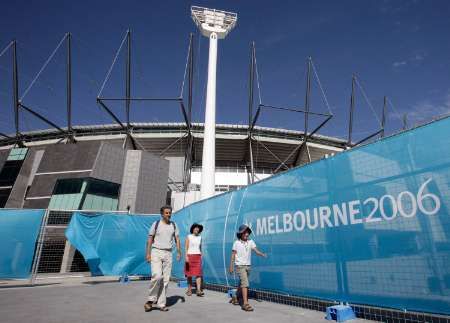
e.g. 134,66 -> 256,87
232,239 -> 256,266
187,234 -> 202,255
149,220 -> 179,250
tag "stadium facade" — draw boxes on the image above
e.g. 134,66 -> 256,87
0,122 -> 346,213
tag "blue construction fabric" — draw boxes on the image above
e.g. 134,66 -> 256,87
171,116 -> 450,315
65,212 -> 159,276
0,209 -> 45,279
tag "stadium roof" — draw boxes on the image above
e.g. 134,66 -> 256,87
0,123 -> 346,168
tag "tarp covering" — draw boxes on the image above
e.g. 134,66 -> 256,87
64,116 -> 450,315
65,213 -> 159,275
171,116 -> 450,315
0,209 -> 45,279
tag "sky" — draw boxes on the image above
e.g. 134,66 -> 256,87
1,0 -> 450,142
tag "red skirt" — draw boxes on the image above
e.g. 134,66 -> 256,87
184,254 -> 202,277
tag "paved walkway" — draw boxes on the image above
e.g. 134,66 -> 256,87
0,280 -> 372,323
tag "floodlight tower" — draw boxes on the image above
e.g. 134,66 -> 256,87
191,6 -> 237,200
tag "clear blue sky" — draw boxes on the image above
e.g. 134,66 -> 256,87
1,0 -> 450,142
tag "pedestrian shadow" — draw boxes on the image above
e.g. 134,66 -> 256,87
167,295 -> 186,307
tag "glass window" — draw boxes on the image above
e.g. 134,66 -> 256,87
0,188 -> 12,208
7,148 -> 28,161
86,179 -> 120,197
53,178 -> 84,195
0,160 -> 23,187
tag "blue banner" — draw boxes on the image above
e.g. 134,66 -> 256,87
65,212 -> 159,276
172,116 -> 450,315
0,209 -> 45,279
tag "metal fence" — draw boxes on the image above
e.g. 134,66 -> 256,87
29,209 -> 128,284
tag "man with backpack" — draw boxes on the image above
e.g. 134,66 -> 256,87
144,205 -> 181,312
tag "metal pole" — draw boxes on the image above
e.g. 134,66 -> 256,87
348,75 -> 356,146
381,96 -> 387,138
200,32 -> 218,199
31,209 -> 50,285
12,40 -> 20,142
301,57 -> 312,163
188,33 -> 194,128
185,33 -> 194,190
66,33 -> 73,140
248,42 -> 255,132
304,57 -> 312,137
248,42 -> 256,183
249,139 -> 255,184
19,103 -> 65,133
126,30 -> 131,132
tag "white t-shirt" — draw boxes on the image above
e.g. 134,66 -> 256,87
187,234 -> 202,255
149,220 -> 179,250
232,239 -> 256,266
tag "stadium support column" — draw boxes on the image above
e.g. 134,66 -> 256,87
200,32 -> 218,199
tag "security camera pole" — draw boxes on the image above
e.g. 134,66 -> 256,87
191,6 -> 237,199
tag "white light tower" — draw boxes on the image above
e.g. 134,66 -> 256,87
191,6 -> 237,199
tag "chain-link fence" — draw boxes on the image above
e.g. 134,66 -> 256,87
28,209 -> 128,285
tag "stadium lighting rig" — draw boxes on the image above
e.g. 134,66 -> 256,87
191,6 -> 237,199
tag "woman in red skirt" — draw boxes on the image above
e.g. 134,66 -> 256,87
184,223 -> 204,296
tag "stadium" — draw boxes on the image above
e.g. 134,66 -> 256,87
0,122 -> 346,212
1,4 -> 450,323
0,6 -> 349,280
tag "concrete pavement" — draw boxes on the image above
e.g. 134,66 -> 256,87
0,280 -> 373,323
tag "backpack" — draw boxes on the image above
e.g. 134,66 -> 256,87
152,220 -> 177,242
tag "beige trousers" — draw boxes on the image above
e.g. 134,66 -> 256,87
148,248 -> 173,307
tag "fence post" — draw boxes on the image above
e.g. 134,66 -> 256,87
30,209 -> 50,285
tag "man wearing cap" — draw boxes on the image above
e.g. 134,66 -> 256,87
229,224 -> 267,312
144,205 -> 181,312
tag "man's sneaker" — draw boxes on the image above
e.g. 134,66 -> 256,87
144,301 -> 153,312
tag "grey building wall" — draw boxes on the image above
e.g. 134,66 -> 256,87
135,152 -> 169,214
22,142 -> 102,209
118,150 -> 169,214
27,150 -> 45,187
90,142 -> 126,184
118,151 -> 141,212
2,141 -> 168,212
5,149 -> 38,208
24,172 -> 91,209
37,141 -> 100,173
166,157 -> 185,184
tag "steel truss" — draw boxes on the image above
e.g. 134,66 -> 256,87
246,43 -> 333,183
96,31 -> 195,191
6,34 -> 76,147
347,75 -> 387,147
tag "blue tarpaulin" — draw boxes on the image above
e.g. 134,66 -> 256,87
65,212 -> 159,275
0,209 -> 45,279
64,116 -> 450,315
171,116 -> 450,315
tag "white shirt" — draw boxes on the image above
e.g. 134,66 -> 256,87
187,234 -> 202,255
149,220 -> 179,250
232,239 -> 256,266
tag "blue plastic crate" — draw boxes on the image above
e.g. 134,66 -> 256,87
119,273 -> 130,284
177,279 -> 188,288
325,305 -> 356,322
227,288 -> 237,298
